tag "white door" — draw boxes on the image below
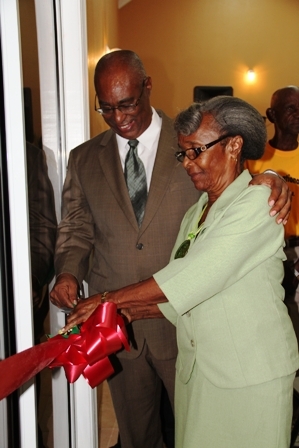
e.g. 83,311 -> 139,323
0,0 -> 37,446
0,0 -> 97,446
34,1 -> 98,447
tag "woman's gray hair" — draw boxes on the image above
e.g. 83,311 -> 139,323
174,96 -> 266,161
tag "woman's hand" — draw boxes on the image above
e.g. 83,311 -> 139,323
249,172 -> 292,224
59,277 -> 168,333
120,304 -> 165,323
59,294 -> 101,333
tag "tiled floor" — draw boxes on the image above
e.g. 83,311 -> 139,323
97,382 -> 119,447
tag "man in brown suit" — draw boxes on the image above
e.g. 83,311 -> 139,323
50,50 -> 291,448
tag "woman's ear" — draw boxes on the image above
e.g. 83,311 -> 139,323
227,135 -> 243,159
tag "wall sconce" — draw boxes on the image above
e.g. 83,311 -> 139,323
246,69 -> 256,82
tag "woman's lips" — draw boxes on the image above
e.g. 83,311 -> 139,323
188,170 -> 202,179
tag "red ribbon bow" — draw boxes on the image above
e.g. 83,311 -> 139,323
49,302 -> 129,387
0,302 -> 129,400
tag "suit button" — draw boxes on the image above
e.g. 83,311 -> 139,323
136,243 -> 144,250
187,312 -> 191,317
190,340 -> 195,347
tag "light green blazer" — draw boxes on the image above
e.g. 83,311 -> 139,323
155,170 -> 299,389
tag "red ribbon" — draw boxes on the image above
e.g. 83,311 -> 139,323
49,302 -> 129,387
0,302 -> 129,400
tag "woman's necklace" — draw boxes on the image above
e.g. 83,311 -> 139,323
174,203 -> 208,259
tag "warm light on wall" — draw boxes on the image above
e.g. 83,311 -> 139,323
105,46 -> 121,54
246,69 -> 256,83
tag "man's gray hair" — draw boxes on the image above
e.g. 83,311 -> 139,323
174,96 -> 266,160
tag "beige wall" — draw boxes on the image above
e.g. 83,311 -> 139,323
21,0 -> 299,140
87,0 -> 118,138
118,0 -> 299,137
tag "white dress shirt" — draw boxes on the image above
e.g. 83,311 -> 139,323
116,107 -> 162,190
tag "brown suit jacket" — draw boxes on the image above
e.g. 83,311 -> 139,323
55,110 -> 200,358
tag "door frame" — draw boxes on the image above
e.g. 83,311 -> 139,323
34,1 -> 98,447
0,0 -> 97,446
0,0 -> 37,446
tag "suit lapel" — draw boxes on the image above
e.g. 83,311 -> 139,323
96,111 -> 178,234
97,130 -> 139,230
140,111 -> 177,234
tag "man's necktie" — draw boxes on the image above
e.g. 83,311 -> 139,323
124,139 -> 147,227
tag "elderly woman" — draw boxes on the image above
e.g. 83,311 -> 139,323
62,97 -> 299,447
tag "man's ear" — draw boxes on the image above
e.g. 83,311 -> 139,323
145,76 -> 152,95
266,107 -> 275,123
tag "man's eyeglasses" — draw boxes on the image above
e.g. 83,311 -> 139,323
175,134 -> 232,163
95,79 -> 146,116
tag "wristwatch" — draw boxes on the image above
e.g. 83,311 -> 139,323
295,269 -> 299,281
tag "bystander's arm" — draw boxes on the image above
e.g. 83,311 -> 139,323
249,170 -> 291,224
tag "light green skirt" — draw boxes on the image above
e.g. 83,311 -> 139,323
175,364 -> 295,448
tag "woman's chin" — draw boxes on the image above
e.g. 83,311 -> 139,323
192,180 -> 206,192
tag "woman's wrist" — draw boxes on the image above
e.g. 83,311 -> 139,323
100,291 -> 109,303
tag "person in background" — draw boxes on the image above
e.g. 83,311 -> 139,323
246,85 -> 299,342
50,50 -> 292,448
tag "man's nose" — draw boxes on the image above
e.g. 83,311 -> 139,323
113,108 -> 126,122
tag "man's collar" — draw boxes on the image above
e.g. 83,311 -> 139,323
116,107 -> 162,148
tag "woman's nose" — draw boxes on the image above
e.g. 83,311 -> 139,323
182,156 -> 192,170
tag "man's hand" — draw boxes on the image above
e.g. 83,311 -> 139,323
50,273 -> 80,309
249,172 -> 291,224
59,294 -> 101,333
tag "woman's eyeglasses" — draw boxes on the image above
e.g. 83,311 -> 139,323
175,134 -> 231,163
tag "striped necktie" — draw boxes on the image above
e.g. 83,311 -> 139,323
124,139 -> 147,227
